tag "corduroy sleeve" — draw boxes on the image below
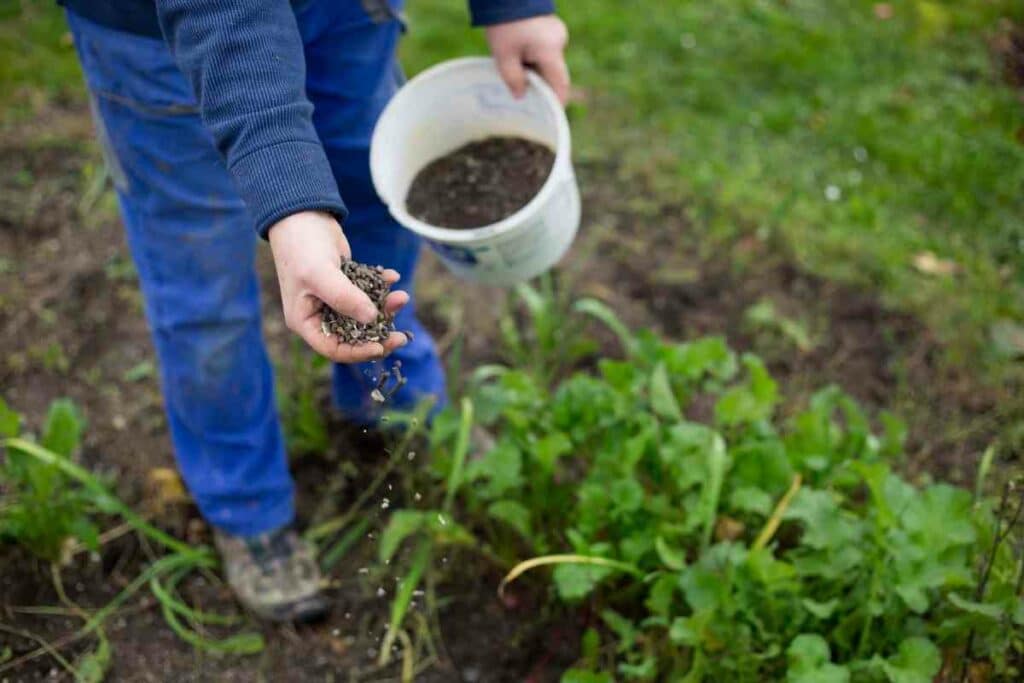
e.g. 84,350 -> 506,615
468,0 -> 556,27
155,0 -> 347,238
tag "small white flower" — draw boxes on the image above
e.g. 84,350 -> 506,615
824,185 -> 842,202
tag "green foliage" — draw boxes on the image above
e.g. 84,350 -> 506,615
498,276 -> 602,384
0,398 -> 99,562
429,328 -> 1023,680
0,1 -> 84,122
278,341 -> 330,455
375,398 -> 477,667
1,397 -> 263,659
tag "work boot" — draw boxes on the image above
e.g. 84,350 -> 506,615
213,526 -> 328,623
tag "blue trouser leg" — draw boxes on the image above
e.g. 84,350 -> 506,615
67,0 -> 446,536
68,12 -> 293,537
297,0 -> 447,422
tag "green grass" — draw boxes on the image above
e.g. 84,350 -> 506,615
402,0 -> 1024,369
0,1 -> 83,122
3,0 -> 1022,370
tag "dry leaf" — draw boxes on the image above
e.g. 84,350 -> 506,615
912,251 -> 959,276
715,516 -> 746,542
145,466 -> 189,511
874,3 -> 894,20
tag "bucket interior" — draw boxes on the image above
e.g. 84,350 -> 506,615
372,60 -> 563,221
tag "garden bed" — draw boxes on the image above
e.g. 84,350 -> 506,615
1,105 -> 1020,681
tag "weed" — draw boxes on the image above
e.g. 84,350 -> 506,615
0,396 -> 264,677
0,397 -> 96,563
422,313 -> 1024,680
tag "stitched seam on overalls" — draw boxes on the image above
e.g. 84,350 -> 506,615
87,93 -> 130,192
92,88 -> 198,117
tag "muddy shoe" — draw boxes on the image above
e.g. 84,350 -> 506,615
214,526 -> 328,623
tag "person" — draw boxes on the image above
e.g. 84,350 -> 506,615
58,0 -> 570,622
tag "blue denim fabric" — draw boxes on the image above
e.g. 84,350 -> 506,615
67,1 -> 446,537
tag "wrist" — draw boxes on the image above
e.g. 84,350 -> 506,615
268,210 -> 339,243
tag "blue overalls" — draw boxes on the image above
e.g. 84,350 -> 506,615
66,1 -> 446,537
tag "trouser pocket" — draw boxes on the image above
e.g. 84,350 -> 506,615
361,0 -> 406,30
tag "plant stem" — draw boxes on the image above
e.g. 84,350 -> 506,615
0,623 -> 76,677
961,482 -> 1014,682
442,398 -> 473,513
305,402 -> 431,543
753,474 -> 802,551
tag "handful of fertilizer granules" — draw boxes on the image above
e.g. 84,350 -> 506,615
319,260 -> 396,345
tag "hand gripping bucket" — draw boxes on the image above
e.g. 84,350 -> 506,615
370,57 -> 581,286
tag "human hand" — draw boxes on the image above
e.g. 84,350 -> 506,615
268,211 -> 408,363
485,15 -> 570,105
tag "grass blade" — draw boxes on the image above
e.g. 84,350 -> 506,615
442,397 -> 473,513
319,516 -> 373,572
305,399 -> 433,543
151,571 -> 264,654
4,438 -> 198,557
752,474 -> 802,551
379,539 -> 431,666
499,554 -> 641,599
974,445 -> 996,501
573,298 -> 635,355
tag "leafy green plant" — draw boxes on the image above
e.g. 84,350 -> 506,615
425,325 -> 1023,681
497,275 -> 627,385
0,398 -> 98,562
743,299 -> 817,354
0,396 -> 263,680
376,398 -> 477,666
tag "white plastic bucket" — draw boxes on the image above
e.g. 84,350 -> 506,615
370,57 -> 581,286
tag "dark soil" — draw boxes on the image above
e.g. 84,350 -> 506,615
405,136 -> 555,229
994,19 -> 1024,89
320,260 -> 395,345
1,104 -> 1019,681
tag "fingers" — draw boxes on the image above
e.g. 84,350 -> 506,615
290,261 -> 410,364
534,51 -> 571,105
381,331 -> 408,354
308,263 -> 378,324
295,317 -> 387,364
495,52 -> 528,99
293,289 -> 409,364
383,290 -> 409,315
299,318 -> 408,364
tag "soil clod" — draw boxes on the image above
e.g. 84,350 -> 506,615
405,136 -> 555,230
320,260 -> 395,345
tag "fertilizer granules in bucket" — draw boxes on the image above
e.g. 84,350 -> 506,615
404,136 -> 555,230
320,260 -> 404,346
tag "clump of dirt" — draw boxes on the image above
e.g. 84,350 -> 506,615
320,260 -> 395,345
994,20 -> 1024,89
405,136 -> 555,229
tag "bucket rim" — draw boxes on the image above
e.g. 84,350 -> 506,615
370,56 -> 573,246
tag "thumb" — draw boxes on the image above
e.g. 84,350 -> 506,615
495,53 -> 527,99
310,264 -> 378,324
